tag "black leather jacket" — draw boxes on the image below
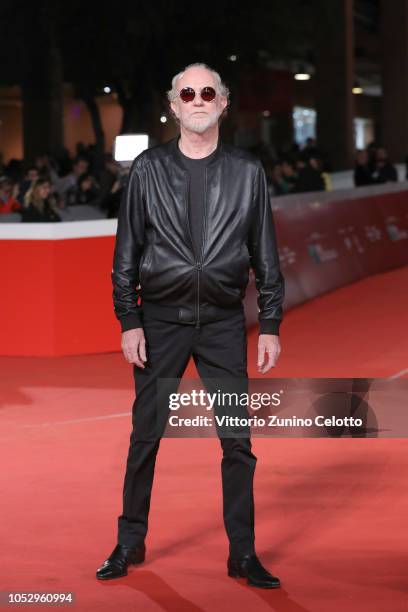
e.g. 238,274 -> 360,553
112,136 -> 284,334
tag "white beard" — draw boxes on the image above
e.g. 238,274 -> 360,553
183,109 -> 221,134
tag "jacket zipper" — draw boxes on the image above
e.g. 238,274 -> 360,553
195,169 -> 208,329
183,168 -> 209,329
196,262 -> 201,328
183,172 -> 201,328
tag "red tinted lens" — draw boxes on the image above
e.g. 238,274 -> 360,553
180,87 -> 195,102
201,87 -> 216,101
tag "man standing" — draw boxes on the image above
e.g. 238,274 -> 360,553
96,63 -> 285,588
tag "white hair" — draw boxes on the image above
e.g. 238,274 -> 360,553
166,62 -> 230,102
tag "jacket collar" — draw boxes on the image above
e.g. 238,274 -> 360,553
169,135 -> 223,170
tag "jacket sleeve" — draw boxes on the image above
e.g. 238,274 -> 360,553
111,159 -> 146,332
248,164 -> 285,335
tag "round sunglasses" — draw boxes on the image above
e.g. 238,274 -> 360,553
178,86 -> 217,103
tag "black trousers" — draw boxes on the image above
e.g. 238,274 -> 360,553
117,309 -> 257,558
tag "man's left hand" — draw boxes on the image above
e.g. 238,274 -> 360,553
257,334 -> 281,374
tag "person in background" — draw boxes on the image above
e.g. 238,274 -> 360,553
294,153 -> 325,193
104,167 -> 128,218
66,172 -> 100,207
366,141 -> 377,169
0,177 -> 21,214
268,163 -> 286,196
34,154 -> 60,186
21,178 -> 61,222
58,156 -> 90,203
354,149 -> 373,187
18,167 -> 40,203
99,153 -> 121,211
303,136 -> 321,160
280,159 -> 298,193
2,159 -> 23,183
55,148 -> 72,178
371,147 -> 398,184
265,159 -> 297,197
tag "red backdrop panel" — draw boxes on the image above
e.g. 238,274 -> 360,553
1,237 -> 118,356
1,188 -> 408,356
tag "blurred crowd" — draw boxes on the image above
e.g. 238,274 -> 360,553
0,144 -> 128,222
0,139 -> 403,222
254,138 -> 400,198
250,138 -> 330,197
354,145 -> 398,187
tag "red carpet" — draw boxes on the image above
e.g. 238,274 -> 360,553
1,266 -> 408,611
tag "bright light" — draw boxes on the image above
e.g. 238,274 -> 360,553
352,86 -> 363,94
262,110 -> 271,117
228,54 -> 237,62
103,86 -> 111,94
160,115 -> 167,123
114,134 -> 149,163
294,73 -> 311,81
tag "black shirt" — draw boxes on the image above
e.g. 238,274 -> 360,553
177,139 -> 219,260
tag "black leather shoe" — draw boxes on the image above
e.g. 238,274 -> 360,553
227,554 -> 281,588
96,544 -> 146,580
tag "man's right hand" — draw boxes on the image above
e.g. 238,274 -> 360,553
121,328 -> 147,368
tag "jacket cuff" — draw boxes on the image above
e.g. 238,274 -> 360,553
119,311 -> 143,333
259,318 -> 281,336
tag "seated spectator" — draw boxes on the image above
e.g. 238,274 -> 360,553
366,141 -> 378,169
19,167 -> 40,203
66,172 -> 100,206
269,163 -> 286,196
104,167 -> 128,218
21,179 -> 61,222
354,149 -> 373,187
55,148 -> 72,177
4,159 -> 24,183
99,154 -> 121,211
34,154 -> 60,187
280,159 -> 298,193
58,156 -> 90,203
268,160 -> 298,196
371,147 -> 398,184
295,153 -> 325,193
303,137 -> 321,160
0,177 -> 21,214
